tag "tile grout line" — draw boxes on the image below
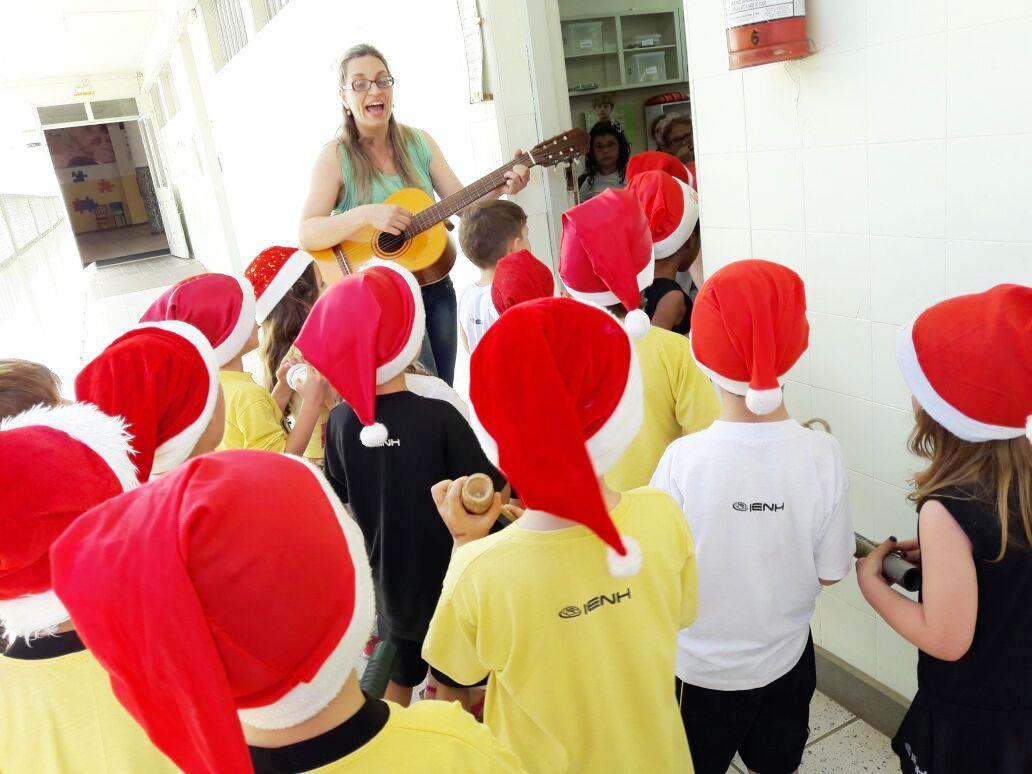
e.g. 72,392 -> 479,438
805,716 -> 860,749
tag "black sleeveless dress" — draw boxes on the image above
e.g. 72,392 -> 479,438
892,488 -> 1032,773
642,278 -> 692,334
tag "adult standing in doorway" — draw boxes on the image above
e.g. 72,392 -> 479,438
662,116 -> 697,191
299,43 -> 529,386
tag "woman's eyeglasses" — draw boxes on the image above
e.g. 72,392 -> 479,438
667,132 -> 693,150
342,76 -> 396,92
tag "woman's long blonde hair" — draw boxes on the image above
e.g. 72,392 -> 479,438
336,44 -> 422,204
909,408 -> 1032,560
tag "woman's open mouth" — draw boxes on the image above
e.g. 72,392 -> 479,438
365,101 -> 385,118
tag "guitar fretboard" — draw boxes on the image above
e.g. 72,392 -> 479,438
407,151 -> 536,236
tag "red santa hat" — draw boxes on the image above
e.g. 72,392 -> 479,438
491,249 -> 555,314
690,259 -> 808,415
0,402 -> 137,642
75,320 -> 220,480
245,246 -> 316,324
559,188 -> 654,338
625,170 -> 700,259
51,450 -> 374,774
140,273 -> 256,366
294,260 -> 424,447
470,297 -> 644,576
626,150 -> 690,184
896,284 -> 1031,443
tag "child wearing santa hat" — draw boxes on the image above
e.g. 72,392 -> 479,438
0,403 -> 177,772
295,260 -> 507,709
423,296 -> 698,774
560,187 -> 718,492
856,284 -> 1031,774
140,270 -> 329,456
626,170 -> 700,334
650,259 -> 855,774
457,200 -> 530,352
75,320 -> 225,480
490,249 -> 555,315
245,246 -> 332,466
0,358 -> 64,420
49,450 -> 527,774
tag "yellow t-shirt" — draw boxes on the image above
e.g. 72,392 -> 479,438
307,700 -> 527,772
423,488 -> 698,774
0,648 -> 177,773
285,346 -> 329,461
217,370 -> 287,453
605,326 -> 720,491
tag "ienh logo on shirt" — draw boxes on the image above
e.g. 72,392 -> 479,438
558,588 -> 631,619
732,501 -> 785,512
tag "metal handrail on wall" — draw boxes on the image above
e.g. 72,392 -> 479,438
0,194 -> 66,267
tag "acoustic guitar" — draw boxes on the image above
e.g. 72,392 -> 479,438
311,128 -> 589,286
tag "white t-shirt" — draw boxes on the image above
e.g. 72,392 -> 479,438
404,373 -> 470,422
457,283 -> 498,352
650,419 -> 854,691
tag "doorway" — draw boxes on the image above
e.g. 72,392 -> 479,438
44,120 -> 171,266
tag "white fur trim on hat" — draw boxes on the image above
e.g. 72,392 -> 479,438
213,276 -> 257,366
653,178 -> 699,260
896,319 -> 1025,442
606,535 -> 642,578
238,457 -> 375,729
255,250 -> 314,324
363,260 -> 427,385
585,329 -> 645,474
0,590 -> 70,644
564,256 -> 656,309
1,402 -> 139,493
130,320 -> 220,476
689,338 -> 788,399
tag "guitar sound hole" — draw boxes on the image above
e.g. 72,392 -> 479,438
377,231 -> 407,256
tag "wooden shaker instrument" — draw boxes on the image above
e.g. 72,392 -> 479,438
461,473 -> 496,514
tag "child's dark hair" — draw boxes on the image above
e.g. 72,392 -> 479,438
582,122 -> 631,188
605,294 -> 644,319
0,359 -> 63,419
459,200 -> 528,269
258,264 -> 321,417
908,408 -> 1032,560
592,93 -> 615,110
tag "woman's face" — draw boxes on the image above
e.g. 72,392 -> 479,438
666,121 -> 695,163
591,133 -> 620,173
340,54 -> 393,132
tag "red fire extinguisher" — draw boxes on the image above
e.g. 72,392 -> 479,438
725,0 -> 811,70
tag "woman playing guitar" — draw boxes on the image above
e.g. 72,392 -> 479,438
299,43 -> 530,386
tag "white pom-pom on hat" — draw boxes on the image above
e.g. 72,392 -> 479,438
745,387 -> 782,416
624,308 -> 650,339
606,535 -> 643,577
360,423 -> 388,448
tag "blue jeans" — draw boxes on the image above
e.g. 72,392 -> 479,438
416,276 -> 457,386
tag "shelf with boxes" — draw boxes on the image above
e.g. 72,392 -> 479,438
562,9 -> 686,95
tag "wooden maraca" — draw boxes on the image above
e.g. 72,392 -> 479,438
461,473 -> 496,514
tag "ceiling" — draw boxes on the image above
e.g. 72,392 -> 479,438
0,1 -> 179,85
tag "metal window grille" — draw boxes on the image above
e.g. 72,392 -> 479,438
149,86 -> 167,128
29,197 -> 47,232
265,0 -> 289,20
211,0 -> 248,66
0,205 -> 14,262
7,197 -> 36,249
160,66 -> 179,118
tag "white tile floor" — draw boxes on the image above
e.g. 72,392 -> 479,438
75,223 -> 171,265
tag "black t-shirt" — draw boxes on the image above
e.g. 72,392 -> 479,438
917,487 -> 1032,710
643,278 -> 692,335
324,391 -> 505,640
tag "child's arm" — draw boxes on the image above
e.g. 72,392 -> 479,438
857,500 -> 978,661
283,370 -> 328,457
459,324 -> 471,355
650,289 -> 687,331
270,355 -> 302,413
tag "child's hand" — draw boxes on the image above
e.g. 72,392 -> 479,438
276,355 -> 303,388
431,477 -> 501,547
856,537 -> 897,589
297,368 -> 329,403
894,537 -> 921,566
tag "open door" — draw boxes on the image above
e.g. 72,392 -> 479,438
139,116 -> 189,259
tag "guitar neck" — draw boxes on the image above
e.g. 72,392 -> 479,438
408,151 -> 537,236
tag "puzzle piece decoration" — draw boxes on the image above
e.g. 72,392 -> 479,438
97,179 -> 114,193
73,197 -> 98,213
71,170 -> 87,182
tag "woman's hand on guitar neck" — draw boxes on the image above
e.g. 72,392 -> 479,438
362,203 -> 412,236
498,149 -> 530,198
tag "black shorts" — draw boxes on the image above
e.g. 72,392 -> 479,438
380,630 -> 483,689
677,634 -> 816,774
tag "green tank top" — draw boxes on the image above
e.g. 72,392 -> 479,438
332,129 -> 435,214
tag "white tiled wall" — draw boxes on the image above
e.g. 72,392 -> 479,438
682,0 -> 1032,699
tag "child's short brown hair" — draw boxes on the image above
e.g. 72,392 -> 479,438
459,200 -> 527,269
0,359 -> 63,419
